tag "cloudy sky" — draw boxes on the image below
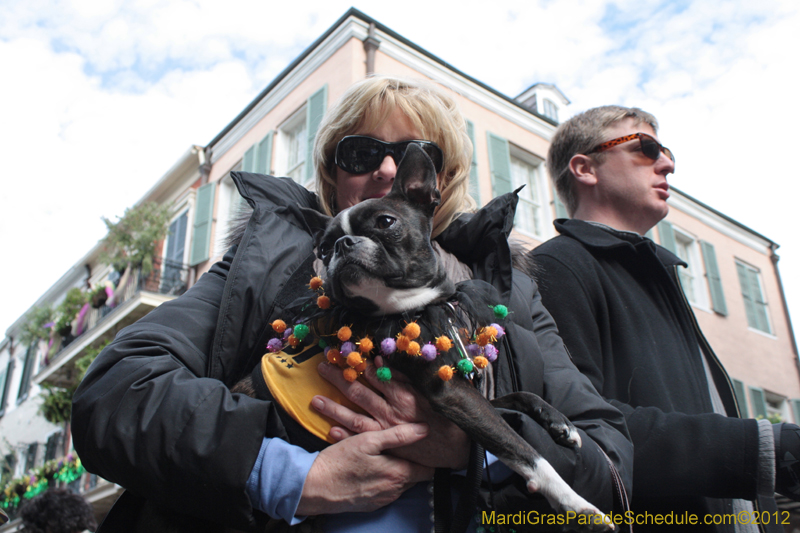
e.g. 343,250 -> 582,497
1,0 -> 799,342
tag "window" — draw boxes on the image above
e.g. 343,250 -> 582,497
162,210 -> 188,294
215,173 -> 246,255
765,392 -> 789,423
735,261 -> 772,334
278,107 -> 308,186
510,152 -> 546,238
0,352 -> 12,416
16,345 -> 36,403
542,99 -> 559,122
673,230 -> 708,308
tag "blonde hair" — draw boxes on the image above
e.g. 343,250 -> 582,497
314,76 -> 475,237
547,105 -> 659,216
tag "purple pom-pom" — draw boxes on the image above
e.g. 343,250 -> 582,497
283,327 -> 293,340
267,338 -> 283,353
380,337 -> 397,356
466,343 -> 482,358
490,323 -> 505,338
421,343 -> 437,361
341,341 -> 356,355
324,346 -> 331,356
484,344 -> 499,362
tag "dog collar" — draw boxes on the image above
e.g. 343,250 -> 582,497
264,276 -> 507,384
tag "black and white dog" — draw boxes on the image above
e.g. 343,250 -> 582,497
296,144 -> 611,530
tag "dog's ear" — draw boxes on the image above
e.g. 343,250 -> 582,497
390,143 -> 441,213
298,206 -> 332,238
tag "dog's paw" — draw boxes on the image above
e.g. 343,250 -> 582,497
548,420 -> 582,449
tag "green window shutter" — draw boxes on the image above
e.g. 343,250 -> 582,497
749,386 -> 768,419
736,261 -> 770,333
305,85 -> 328,185
736,262 -> 758,329
242,145 -> 256,173
189,182 -> 216,266
747,268 -> 771,333
732,378 -> 749,418
700,241 -> 728,315
552,187 -> 569,219
487,132 -> 512,197
466,120 -> 480,205
467,120 -> 481,206
657,220 -> 676,253
791,399 -> 800,424
255,131 -> 274,175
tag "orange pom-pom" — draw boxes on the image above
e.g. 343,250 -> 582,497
403,322 -> 421,340
343,368 -> 358,382
271,320 -> 287,334
355,360 -> 368,372
474,355 -> 489,369
358,337 -> 374,353
435,336 -> 453,352
337,326 -> 352,342
326,348 -> 341,364
317,295 -> 331,309
484,326 -> 498,341
406,341 -> 421,356
309,276 -> 324,290
346,352 -> 363,368
438,366 -> 454,381
396,335 -> 411,351
476,332 -> 492,346
287,334 -> 300,347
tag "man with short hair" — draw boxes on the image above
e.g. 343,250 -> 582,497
532,105 -> 800,532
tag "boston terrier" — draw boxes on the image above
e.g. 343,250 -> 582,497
290,143 -> 612,531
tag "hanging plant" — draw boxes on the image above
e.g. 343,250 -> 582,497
37,340 -> 109,424
90,283 -> 110,308
99,202 -> 173,275
18,304 -> 55,347
53,288 -> 88,337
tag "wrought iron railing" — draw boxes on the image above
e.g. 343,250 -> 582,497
44,257 -> 190,366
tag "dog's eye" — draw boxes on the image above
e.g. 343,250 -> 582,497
318,242 -> 332,260
375,215 -> 396,230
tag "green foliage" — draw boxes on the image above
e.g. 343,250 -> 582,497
36,340 -> 109,424
18,304 -> 55,346
54,287 -> 88,333
768,412 -> 784,424
99,202 -> 173,274
39,383 -> 74,424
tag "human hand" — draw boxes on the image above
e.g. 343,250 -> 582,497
774,423 -> 800,501
296,423 -> 434,515
314,359 -> 471,470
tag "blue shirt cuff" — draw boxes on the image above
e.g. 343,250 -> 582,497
246,437 -> 319,524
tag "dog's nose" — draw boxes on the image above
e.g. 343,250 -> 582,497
334,235 -> 357,255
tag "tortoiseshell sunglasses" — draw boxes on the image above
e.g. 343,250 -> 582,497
587,132 -> 674,163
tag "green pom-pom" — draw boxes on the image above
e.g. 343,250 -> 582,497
456,359 -> 474,374
376,366 -> 392,382
293,324 -> 310,341
492,304 -> 508,319
318,338 -> 328,348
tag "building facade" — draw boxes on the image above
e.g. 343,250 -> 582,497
1,7 -> 797,529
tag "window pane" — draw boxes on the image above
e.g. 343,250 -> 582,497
510,157 -> 542,236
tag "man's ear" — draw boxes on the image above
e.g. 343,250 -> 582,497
390,144 -> 441,213
568,154 -> 598,187
298,206 -> 332,238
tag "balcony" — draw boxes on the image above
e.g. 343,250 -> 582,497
33,258 -> 190,388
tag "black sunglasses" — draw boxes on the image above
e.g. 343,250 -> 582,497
335,135 -> 445,175
587,132 -> 675,163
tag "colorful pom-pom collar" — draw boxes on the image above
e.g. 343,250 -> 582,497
264,276 -> 506,384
